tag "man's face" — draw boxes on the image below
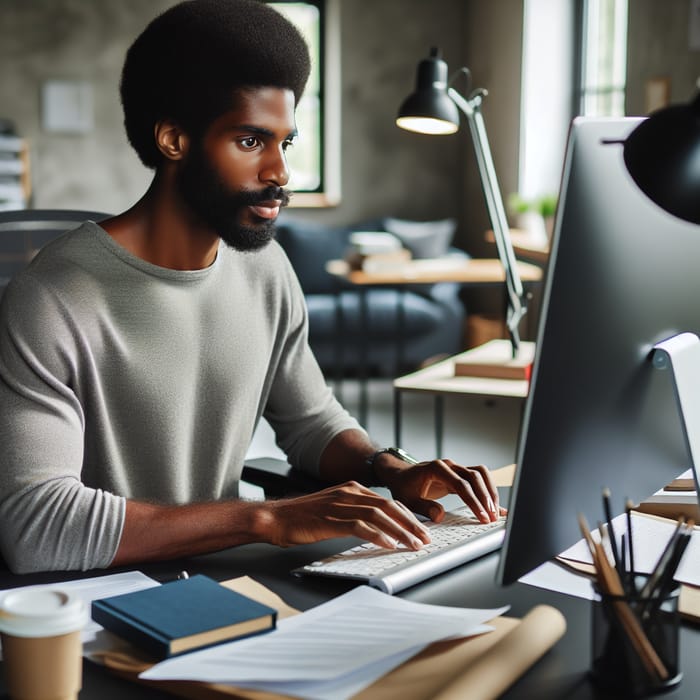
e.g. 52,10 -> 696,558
176,87 -> 297,252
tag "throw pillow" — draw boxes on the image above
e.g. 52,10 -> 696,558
381,217 -> 457,259
275,219 -> 350,294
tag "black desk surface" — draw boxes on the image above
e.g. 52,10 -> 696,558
1,538 -> 699,700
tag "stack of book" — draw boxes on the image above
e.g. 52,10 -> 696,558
344,231 -> 412,272
454,339 -> 535,381
636,470 -> 699,521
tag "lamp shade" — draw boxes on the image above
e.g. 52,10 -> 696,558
623,92 -> 700,224
396,48 -> 460,135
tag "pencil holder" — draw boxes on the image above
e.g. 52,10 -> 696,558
590,575 -> 682,697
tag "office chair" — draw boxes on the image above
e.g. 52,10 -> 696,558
0,208 -> 111,296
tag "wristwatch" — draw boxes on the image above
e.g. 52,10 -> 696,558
366,447 -> 420,467
365,447 -> 419,485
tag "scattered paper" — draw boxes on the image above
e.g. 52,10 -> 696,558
522,511 -> 700,598
0,570 -> 160,659
140,585 -> 507,700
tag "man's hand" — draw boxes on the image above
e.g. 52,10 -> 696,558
260,481 -> 431,550
375,458 -> 507,525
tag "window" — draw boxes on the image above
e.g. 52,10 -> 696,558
268,1 -> 340,206
578,0 -> 629,116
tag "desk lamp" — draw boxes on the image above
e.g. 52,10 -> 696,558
396,48 -> 528,358
624,90 -> 700,479
623,91 -> 700,225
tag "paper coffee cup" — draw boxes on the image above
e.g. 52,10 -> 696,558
0,588 -> 88,700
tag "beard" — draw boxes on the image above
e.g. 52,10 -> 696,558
176,144 -> 290,253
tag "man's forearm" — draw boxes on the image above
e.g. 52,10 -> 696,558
317,429 -> 380,485
111,498 -> 276,567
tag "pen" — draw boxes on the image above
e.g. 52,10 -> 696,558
602,488 -> 621,577
626,498 -> 636,586
639,517 -> 685,600
643,520 -> 693,620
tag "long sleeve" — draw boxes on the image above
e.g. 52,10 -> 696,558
0,274 -> 125,572
0,222 -> 362,573
262,260 -> 365,476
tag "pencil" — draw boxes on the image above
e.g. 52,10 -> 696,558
578,512 -> 669,682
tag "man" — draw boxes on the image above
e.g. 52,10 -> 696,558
0,0 -> 503,574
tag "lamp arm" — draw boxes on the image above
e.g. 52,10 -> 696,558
448,86 -> 527,355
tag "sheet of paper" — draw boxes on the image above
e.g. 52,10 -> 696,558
140,585 -> 507,699
230,625 -> 494,700
520,562 -> 597,600
557,511 -> 700,586
0,571 -> 159,659
522,511 -> 700,597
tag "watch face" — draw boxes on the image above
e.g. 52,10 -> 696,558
389,448 -> 419,465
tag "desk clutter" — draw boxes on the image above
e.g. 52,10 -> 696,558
0,571 -> 566,700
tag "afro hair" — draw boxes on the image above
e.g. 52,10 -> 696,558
120,0 -> 311,168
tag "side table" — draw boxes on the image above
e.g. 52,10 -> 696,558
393,340 -> 533,456
326,258 -> 542,427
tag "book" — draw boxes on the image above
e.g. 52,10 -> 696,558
635,470 -> 699,521
454,339 -> 535,380
91,574 -> 276,659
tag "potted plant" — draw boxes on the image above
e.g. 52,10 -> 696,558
507,193 -> 557,243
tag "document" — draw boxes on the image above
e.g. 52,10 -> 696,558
0,571 -> 160,659
140,585 -> 508,700
521,510 -> 700,598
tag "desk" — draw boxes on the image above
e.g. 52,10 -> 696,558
326,257 -> 544,286
1,540 -> 699,699
393,345 -> 530,455
326,258 -> 542,426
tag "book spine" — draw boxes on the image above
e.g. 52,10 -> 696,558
91,602 -> 170,659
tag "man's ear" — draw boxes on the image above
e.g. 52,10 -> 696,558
154,120 -> 189,161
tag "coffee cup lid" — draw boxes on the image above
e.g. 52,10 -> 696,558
0,588 -> 88,637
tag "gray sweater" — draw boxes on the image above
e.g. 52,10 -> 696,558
0,222 -> 361,573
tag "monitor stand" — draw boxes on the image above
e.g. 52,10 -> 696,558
652,332 -> 700,494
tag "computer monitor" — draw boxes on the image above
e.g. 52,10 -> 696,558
497,116 -> 700,585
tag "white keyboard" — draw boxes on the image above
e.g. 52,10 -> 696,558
292,507 -> 506,594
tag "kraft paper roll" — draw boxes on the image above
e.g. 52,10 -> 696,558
431,604 -> 567,700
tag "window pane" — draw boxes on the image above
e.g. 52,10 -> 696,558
580,0 -> 628,117
269,2 -> 322,192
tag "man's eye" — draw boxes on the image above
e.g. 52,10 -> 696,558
283,139 -> 295,152
239,137 -> 260,149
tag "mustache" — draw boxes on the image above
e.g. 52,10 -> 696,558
237,186 -> 291,208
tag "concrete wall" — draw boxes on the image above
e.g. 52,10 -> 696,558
0,0 -> 170,213
0,0 -> 696,254
626,0 -> 700,115
0,0 -> 472,234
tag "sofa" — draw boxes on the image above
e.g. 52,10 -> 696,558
275,215 -> 468,377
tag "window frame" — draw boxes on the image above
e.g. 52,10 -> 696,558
268,0 -> 341,207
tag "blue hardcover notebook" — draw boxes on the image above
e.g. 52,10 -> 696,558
91,574 -> 277,658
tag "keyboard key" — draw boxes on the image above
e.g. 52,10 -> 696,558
292,508 -> 506,594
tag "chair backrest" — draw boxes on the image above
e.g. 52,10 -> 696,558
0,208 -> 111,296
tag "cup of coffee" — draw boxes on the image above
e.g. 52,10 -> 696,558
0,587 -> 88,700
